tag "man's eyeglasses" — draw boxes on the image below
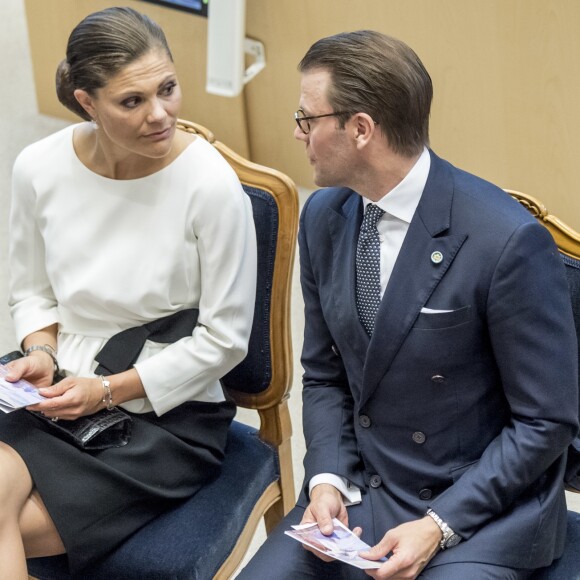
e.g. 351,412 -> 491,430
294,108 -> 349,135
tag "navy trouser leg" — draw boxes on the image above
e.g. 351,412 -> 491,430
420,562 -> 535,580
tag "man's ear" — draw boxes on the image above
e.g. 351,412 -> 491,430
351,112 -> 378,150
73,89 -> 96,120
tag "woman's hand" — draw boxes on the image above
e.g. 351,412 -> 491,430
27,376 -> 105,420
4,352 -> 55,388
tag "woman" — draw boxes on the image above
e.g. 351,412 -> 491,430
0,7 -> 256,578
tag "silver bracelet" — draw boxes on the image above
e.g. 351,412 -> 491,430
24,344 -> 59,376
100,375 -> 115,410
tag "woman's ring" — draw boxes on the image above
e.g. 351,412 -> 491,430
51,417 -> 59,422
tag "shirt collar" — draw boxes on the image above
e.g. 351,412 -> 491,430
362,147 -> 430,224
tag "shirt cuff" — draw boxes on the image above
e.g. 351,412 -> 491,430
309,473 -> 362,506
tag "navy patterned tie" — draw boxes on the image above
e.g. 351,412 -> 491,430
356,203 -> 385,336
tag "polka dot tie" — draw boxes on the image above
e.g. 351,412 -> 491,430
356,203 -> 385,336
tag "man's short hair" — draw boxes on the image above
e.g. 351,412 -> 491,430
299,30 -> 432,157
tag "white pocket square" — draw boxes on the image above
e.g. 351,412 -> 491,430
420,307 -> 454,314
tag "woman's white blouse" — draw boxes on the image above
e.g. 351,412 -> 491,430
9,124 -> 257,415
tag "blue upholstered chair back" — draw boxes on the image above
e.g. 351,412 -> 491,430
221,185 -> 277,395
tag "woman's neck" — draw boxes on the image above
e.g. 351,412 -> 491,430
72,122 -> 194,180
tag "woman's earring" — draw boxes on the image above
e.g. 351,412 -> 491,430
91,117 -> 99,129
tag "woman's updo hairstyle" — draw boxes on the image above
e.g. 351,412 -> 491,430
56,7 -> 173,121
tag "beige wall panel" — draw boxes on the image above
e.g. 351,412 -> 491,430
25,1 -> 580,228
24,0 -> 249,156
245,0 -> 580,229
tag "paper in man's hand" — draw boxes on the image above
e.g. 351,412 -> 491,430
285,517 -> 386,570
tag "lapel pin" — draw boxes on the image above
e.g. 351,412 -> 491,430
431,251 -> 443,264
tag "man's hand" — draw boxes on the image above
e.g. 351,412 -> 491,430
300,483 -> 362,562
361,516 -> 441,579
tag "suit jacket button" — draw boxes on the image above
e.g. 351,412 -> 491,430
412,431 -> 426,444
370,475 -> 382,488
359,414 -> 371,428
331,345 -> 340,357
419,488 -> 433,500
431,374 -> 445,383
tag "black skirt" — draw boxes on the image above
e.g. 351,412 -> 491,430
0,399 -> 235,574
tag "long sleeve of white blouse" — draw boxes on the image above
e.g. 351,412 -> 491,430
133,165 -> 258,415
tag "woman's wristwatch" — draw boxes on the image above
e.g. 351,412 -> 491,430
425,509 -> 462,549
24,344 -> 60,377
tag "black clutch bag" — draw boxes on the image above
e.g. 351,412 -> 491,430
30,407 -> 132,450
1,350 -> 132,450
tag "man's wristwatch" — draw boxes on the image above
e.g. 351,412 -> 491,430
425,509 -> 462,550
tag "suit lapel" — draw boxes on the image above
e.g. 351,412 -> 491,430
327,192 -> 370,363
360,152 -> 467,406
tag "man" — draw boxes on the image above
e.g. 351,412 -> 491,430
240,31 -> 578,579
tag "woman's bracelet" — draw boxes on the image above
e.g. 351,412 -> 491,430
24,344 -> 59,377
100,375 -> 115,410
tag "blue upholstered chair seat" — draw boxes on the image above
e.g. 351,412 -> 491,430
27,421 -> 279,580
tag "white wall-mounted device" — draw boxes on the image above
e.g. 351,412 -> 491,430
206,0 -> 266,97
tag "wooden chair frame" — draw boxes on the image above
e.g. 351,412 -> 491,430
177,119 -> 299,577
506,189 -> 580,259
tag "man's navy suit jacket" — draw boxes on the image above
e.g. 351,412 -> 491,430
298,150 -> 579,569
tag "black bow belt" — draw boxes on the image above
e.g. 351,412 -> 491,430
94,308 -> 199,375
